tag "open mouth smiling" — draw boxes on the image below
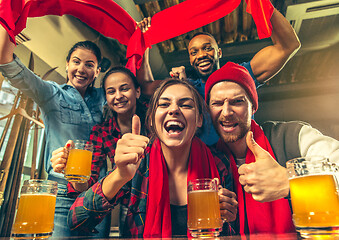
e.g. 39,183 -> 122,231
164,120 -> 185,134
220,121 -> 238,132
74,75 -> 87,81
198,62 -> 212,72
114,101 -> 128,107
196,58 -> 213,70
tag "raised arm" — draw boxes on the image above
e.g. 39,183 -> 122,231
134,17 -> 165,97
0,25 -> 15,64
136,47 -> 154,84
101,115 -> 149,200
250,8 -> 301,83
135,18 -> 154,85
0,23 -> 57,105
136,47 -> 163,97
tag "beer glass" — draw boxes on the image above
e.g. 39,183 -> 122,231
286,156 -> 339,237
64,140 -> 93,183
12,179 -> 58,239
187,178 -> 222,238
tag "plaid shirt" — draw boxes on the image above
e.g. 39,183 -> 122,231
68,141 -> 233,237
67,116 -> 122,195
67,100 -> 148,195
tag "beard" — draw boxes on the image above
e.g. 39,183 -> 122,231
213,115 -> 251,143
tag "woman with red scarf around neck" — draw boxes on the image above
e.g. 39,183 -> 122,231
68,79 -> 238,238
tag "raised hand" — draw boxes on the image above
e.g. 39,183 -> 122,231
50,140 -> 74,173
136,17 -> 151,33
218,187 -> 238,222
114,115 -> 149,181
238,131 -> 289,202
169,66 -> 187,80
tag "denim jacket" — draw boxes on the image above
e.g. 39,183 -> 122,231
0,55 -> 105,180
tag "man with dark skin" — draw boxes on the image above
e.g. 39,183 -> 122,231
170,9 -> 300,90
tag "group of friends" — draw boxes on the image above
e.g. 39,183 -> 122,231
0,6 -> 338,239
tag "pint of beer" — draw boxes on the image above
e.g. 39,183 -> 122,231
287,156 -> 339,237
12,179 -> 58,239
187,178 -> 222,237
64,140 -> 93,183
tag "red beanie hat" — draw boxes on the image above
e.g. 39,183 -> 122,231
205,62 -> 258,112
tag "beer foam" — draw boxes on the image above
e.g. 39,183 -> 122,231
289,173 -> 336,180
20,193 -> 56,197
189,189 -> 216,193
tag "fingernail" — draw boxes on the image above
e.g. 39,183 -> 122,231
66,143 -> 71,148
250,132 -> 255,143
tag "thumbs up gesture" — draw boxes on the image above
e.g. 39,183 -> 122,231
238,131 -> 289,202
114,115 -> 150,182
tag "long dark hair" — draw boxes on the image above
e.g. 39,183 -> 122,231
66,41 -> 102,88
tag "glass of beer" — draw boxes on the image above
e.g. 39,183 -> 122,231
12,179 -> 58,239
286,156 -> 339,237
187,178 -> 222,238
64,140 -> 93,183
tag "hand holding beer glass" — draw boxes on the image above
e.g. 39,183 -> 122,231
64,140 -> 93,183
187,178 -> 223,238
12,179 -> 58,239
286,156 -> 339,237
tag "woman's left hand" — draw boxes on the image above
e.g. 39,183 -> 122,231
218,187 -> 238,222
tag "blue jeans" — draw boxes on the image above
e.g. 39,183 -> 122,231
52,184 -> 111,238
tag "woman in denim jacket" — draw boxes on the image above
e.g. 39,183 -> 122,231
0,24 -> 112,237
0,19 -> 152,237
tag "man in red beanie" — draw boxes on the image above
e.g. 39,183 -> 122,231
170,8 -> 301,145
205,62 -> 339,235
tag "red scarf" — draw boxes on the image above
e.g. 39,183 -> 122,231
216,120 -> 295,234
0,0 -> 273,74
144,137 -> 220,238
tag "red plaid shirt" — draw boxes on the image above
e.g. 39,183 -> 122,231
68,141 -> 234,237
67,100 -> 148,195
66,116 -> 122,195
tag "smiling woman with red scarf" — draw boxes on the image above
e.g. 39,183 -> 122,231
68,79 -> 238,238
